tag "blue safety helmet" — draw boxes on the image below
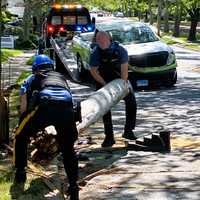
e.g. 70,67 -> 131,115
32,54 -> 54,72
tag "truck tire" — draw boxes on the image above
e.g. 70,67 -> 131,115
165,72 -> 177,87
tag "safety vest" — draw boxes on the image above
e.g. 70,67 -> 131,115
27,71 -> 71,110
98,42 -> 121,82
40,71 -> 70,90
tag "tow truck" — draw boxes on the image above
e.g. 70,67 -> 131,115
40,3 -> 95,78
42,4 -> 95,47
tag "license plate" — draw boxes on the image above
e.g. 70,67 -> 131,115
136,80 -> 149,87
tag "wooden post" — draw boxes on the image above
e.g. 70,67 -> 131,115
0,94 -> 9,145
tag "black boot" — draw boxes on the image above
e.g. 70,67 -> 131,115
101,135 -> 115,147
68,185 -> 79,200
122,129 -> 137,140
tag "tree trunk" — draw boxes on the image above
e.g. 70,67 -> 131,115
157,0 -> 162,36
23,0 -> 32,41
148,0 -> 154,25
188,20 -> 198,41
173,18 -> 181,37
124,0 -> 128,16
122,0 -> 126,15
187,8 -> 200,41
130,0 -> 134,17
163,2 -> 169,33
34,4 -> 43,33
173,0 -> 181,37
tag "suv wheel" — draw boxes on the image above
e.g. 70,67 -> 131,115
165,72 -> 177,87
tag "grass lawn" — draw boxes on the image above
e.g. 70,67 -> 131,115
0,164 -> 14,200
1,49 -> 23,63
0,164 -> 50,200
161,34 -> 200,51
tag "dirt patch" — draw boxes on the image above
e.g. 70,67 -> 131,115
192,67 -> 200,72
172,136 -> 200,150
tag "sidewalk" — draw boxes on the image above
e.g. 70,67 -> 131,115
77,132 -> 200,200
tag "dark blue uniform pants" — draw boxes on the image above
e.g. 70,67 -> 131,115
14,100 -> 78,187
96,82 -> 137,136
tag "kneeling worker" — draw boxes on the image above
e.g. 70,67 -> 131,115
13,54 -> 79,200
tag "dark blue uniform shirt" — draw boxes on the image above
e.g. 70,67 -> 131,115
89,42 -> 128,68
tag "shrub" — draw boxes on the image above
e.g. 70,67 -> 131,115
15,34 -> 38,49
3,26 -> 23,36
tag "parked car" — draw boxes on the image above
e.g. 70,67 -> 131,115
72,19 -> 177,88
5,19 -> 22,27
113,12 -> 124,17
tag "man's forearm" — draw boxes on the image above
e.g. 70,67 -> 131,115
121,63 -> 128,81
90,67 -> 106,86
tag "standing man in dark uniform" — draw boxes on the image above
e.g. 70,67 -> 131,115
13,54 -> 79,200
89,31 -> 137,147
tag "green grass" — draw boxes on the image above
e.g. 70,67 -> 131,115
0,168 -> 50,200
0,167 -> 14,200
26,56 -> 35,66
161,34 -> 200,51
16,71 -> 32,85
1,49 -> 23,63
0,182 -> 12,200
160,36 -> 177,45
